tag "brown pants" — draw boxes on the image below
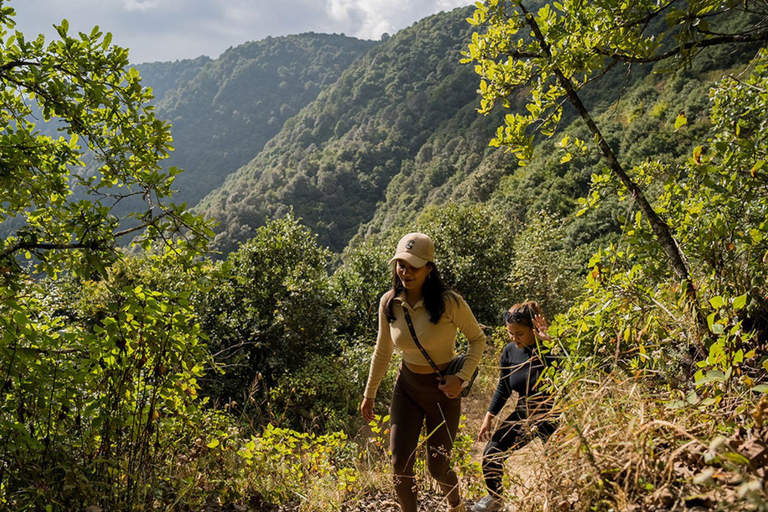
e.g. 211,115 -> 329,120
389,363 -> 462,511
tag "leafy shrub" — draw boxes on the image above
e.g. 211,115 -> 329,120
0,246 -> 210,510
152,413 -> 364,509
416,202 -> 516,325
196,214 -> 339,426
508,211 -> 583,316
329,238 -> 391,341
269,350 -> 369,432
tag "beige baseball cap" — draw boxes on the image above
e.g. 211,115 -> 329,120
390,232 -> 435,268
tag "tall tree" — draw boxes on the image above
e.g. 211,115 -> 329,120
0,2 -> 211,280
0,3 -> 213,507
464,0 -> 768,323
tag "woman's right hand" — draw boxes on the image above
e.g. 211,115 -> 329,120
360,397 -> 375,422
533,314 -> 551,341
478,411 -> 495,441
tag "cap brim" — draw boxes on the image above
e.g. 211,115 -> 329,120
389,252 -> 429,268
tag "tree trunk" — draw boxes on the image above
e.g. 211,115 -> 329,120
521,6 -> 705,335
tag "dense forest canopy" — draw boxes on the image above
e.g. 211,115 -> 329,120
195,7 -> 485,253
138,34 -> 379,210
2,0 -> 768,510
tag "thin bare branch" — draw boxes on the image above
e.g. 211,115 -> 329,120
598,31 -> 768,63
113,212 -> 171,238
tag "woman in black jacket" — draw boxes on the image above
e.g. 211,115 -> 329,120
471,301 -> 557,512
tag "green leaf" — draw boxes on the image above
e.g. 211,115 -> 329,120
13,311 -> 28,326
723,451 -> 750,465
751,385 -> 768,393
709,296 -> 724,309
696,370 -> 726,385
56,19 -> 69,38
751,160 -> 764,177
707,312 -> 716,332
674,113 -> 687,130
665,400 -> 686,410
665,9 -> 687,25
733,294 -> 747,311
693,146 -> 703,164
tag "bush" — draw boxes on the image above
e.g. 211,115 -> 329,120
269,349 -> 370,433
196,214 -> 337,423
0,246 -> 210,510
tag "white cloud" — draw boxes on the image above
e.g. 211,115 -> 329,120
325,0 -> 475,40
326,0 -> 402,39
436,0 -> 472,9
122,0 -> 159,12
10,0 -> 474,63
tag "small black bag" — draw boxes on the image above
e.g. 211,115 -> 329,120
445,354 -> 479,397
403,309 -> 479,397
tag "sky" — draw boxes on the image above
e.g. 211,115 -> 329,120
11,0 -> 474,64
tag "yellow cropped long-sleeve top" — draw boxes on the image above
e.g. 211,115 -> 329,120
364,289 -> 486,399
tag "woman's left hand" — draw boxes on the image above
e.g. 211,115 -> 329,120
438,375 -> 464,399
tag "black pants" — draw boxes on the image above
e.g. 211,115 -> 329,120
482,409 -> 557,496
390,363 -> 462,512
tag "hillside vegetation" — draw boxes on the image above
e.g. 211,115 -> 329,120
137,33 -> 379,209
195,3 -> 755,264
196,7 -> 484,253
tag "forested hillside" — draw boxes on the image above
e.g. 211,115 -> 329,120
195,2 -> 755,262
137,56 -> 211,104
0,33 -> 377,241
196,7 -> 484,252
137,34 -> 379,208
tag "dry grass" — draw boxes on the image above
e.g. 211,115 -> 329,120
339,375 -> 768,512
499,377 -> 768,512
192,340 -> 768,512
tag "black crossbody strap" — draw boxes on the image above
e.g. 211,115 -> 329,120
402,308 -> 446,382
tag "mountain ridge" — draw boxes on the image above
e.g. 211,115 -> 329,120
196,6 -> 482,253
136,32 -> 379,209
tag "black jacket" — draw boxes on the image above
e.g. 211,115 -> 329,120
488,342 -> 555,418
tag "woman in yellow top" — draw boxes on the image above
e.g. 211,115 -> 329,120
361,232 -> 486,512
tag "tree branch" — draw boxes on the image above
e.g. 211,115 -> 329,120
616,0 -> 684,29
598,31 -> 768,63
0,59 -> 39,73
114,212 -> 171,238
519,2 -> 706,335
0,241 -> 94,259
508,50 -> 542,59
211,341 -> 261,360
0,212 -> 173,259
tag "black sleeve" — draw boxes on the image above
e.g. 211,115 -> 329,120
487,347 -> 513,416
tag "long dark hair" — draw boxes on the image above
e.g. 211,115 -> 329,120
385,263 -> 455,324
503,301 -> 543,329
